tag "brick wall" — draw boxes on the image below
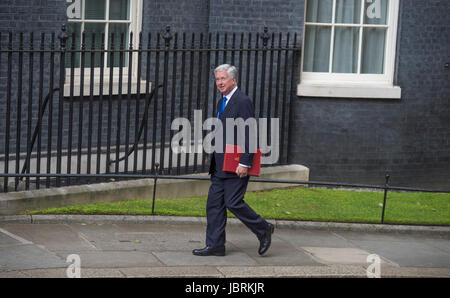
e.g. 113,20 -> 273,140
209,0 -> 303,33
0,0 -> 66,32
142,0 -> 209,33
288,0 -> 450,188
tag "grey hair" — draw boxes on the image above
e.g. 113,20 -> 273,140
214,64 -> 238,80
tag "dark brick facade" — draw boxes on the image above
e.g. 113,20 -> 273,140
289,0 -> 450,188
0,0 -> 66,32
1,0 -> 449,188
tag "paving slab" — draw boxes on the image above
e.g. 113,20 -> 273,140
300,247 -> 389,265
353,240 -> 450,268
115,231 -> 206,251
0,229 -> 23,246
0,244 -> 66,271
153,251 -> 258,266
53,251 -> 163,268
1,224 -> 95,251
373,265 -> 450,278
0,270 -> 30,278
231,238 -> 320,266
275,229 -> 356,248
216,265 -> 368,278
119,266 -> 224,278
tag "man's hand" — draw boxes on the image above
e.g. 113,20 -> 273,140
235,165 -> 249,178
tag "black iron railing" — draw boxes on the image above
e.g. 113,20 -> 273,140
0,25 -> 301,192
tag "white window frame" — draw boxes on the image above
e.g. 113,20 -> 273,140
297,0 -> 401,99
64,0 -> 145,97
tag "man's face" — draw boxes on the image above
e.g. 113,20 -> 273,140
215,70 -> 236,95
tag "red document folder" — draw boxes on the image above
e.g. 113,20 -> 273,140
222,144 -> 262,176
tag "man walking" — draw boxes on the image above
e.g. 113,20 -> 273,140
192,64 -> 274,257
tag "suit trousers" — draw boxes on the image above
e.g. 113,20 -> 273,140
206,174 -> 268,247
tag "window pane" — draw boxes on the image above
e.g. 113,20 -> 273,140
108,23 -> 130,67
306,0 -> 333,23
85,0 -> 106,20
361,27 -> 386,74
303,25 -> 331,72
335,0 -> 362,24
109,0 -> 130,20
84,23 -> 106,67
333,27 -> 360,73
364,0 -> 389,25
66,23 -> 81,68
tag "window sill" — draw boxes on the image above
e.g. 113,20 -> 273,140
63,79 -> 149,97
297,82 -> 402,99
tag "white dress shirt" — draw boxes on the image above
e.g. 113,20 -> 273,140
222,86 -> 238,108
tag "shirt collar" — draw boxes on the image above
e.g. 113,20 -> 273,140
224,86 -> 238,101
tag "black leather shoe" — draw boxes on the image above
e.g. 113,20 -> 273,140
258,223 -> 274,255
192,246 -> 225,256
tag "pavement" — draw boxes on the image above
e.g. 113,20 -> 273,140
0,214 -> 450,278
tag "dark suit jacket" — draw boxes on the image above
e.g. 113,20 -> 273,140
209,89 -> 255,178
